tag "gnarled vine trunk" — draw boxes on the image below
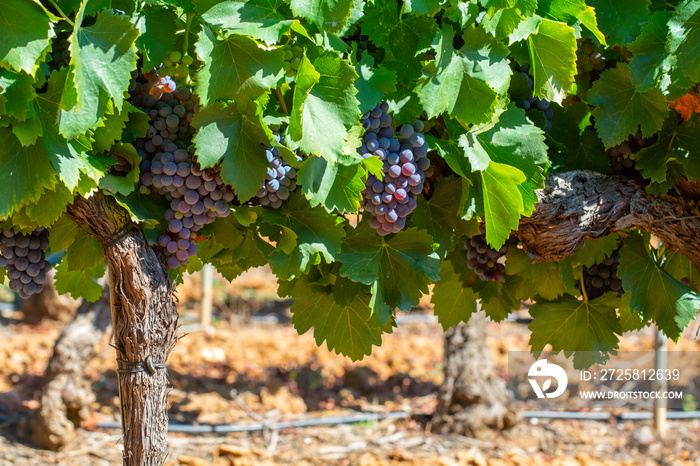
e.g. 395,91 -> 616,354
67,193 -> 178,465
30,287 -> 112,450
431,312 -> 519,436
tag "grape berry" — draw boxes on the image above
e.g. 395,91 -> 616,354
515,63 -> 553,132
464,227 -> 516,281
254,129 -> 299,208
359,102 -> 431,236
577,249 -> 623,300
607,129 -> 656,177
0,228 -> 51,299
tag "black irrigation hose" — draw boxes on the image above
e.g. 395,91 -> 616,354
95,411 -> 411,434
522,410 -> 700,421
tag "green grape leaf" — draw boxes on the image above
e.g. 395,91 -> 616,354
628,11 -> 673,91
290,282 -> 384,360
262,194 -> 345,279
137,5 -> 180,69
297,157 -> 366,213
663,252 -> 700,288
11,105 -> 42,146
36,68 -> 108,192
505,247 -> 566,300
416,25 -> 510,126
194,26 -> 284,106
48,215 -> 78,252
527,19 -> 577,104
99,144 -> 141,196
569,234 -> 620,267
54,258 -> 105,302
546,102 -> 610,175
355,54 -> 397,114
198,0 -> 298,46
635,114 -> 700,183
66,230 -> 104,273
192,102 -> 269,201
289,0 -> 353,33
477,162 -> 526,249
590,0 -> 651,46
0,69 -> 36,120
477,279 -> 517,322
25,183 -> 73,227
413,177 -> 476,256
529,293 -> 622,368
288,53 -> 360,164
618,234 -> 700,341
338,224 -> 440,311
589,64 -> 669,148
0,127 -> 57,218
667,0 -> 700,83
481,0 -> 536,41
538,0 -> 606,44
0,0 -> 54,76
113,189 -> 170,225
91,102 -> 134,154
362,0 -> 437,85
431,259 -> 477,329
60,9 -> 139,138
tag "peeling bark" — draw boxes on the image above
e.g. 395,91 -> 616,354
30,287 -> 112,450
67,192 -> 178,465
519,171 -> 700,270
431,313 -> 520,436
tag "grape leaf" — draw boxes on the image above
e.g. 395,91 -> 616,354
48,215 -> 78,252
588,64 -> 669,148
290,281 -> 384,360
635,114 -> 700,183
114,189 -> 170,225
194,26 -> 284,106
137,5 -> 180,69
11,104 -> 42,146
476,279 -> 518,322
66,230 -> 104,273
505,248 -> 566,300
569,233 -> 620,267
99,144 -> 141,196
431,259 -> 478,329
537,0 -> 606,44
25,183 -> 73,227
529,293 -> 622,368
481,0 -> 536,41
192,102 -> 269,201
0,127 -> 57,219
197,0 -> 298,46
338,224 -> 440,311
36,68 -> 108,192
262,194 -> 345,279
618,233 -> 700,341
289,0 -> 353,33
667,0 -> 700,83
54,258 -> 104,302
0,69 -> 36,120
474,162 -> 525,249
527,19 -> 577,104
288,53 -> 360,164
416,25 -> 510,126
628,11 -> 673,91
0,0 -> 54,76
362,0 -> 437,85
91,102 -> 135,154
355,54 -> 397,114
297,157 -> 366,213
60,9 -> 139,138
590,0 -> 651,46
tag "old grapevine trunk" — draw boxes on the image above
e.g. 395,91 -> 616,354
431,312 -> 519,436
68,193 -> 178,465
31,287 -> 112,450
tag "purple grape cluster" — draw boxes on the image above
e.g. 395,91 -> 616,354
130,71 -> 234,269
0,228 -> 51,298
359,102 -> 431,236
576,249 -> 623,300
515,64 -> 553,132
465,227 -> 514,281
254,132 -> 299,208
607,129 -> 656,177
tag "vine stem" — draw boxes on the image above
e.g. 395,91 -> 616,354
276,87 -> 289,115
580,269 -> 589,302
47,0 -> 75,27
183,13 -> 194,56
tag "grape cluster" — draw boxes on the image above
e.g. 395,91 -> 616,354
464,227 -> 516,281
607,129 -> 656,177
129,70 -> 234,269
576,39 -> 612,83
577,249 -> 623,300
358,102 -> 431,236
282,45 -> 303,78
254,131 -> 299,208
159,50 -> 194,83
0,228 -> 51,298
515,64 -> 553,132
